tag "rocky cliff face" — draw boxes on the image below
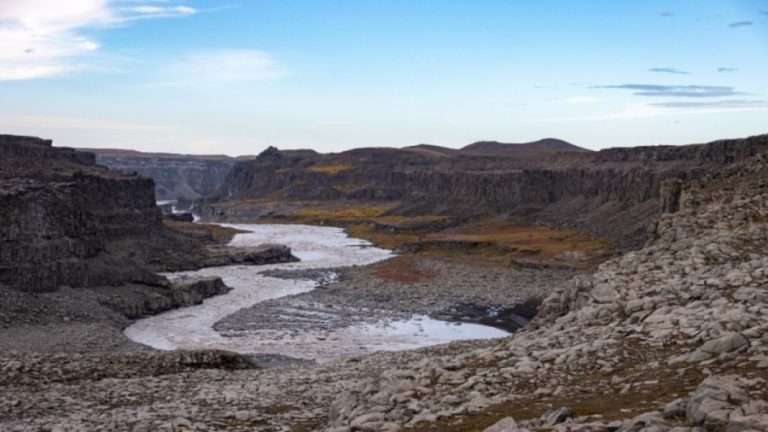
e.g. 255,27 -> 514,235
0,133 -> 300,355
0,136 -> 170,292
89,149 -> 243,201
202,134 -> 768,248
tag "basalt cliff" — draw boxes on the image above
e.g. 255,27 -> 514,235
87,148 -> 250,202
201,135 -> 768,249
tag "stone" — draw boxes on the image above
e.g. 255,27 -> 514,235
699,334 -> 749,355
484,417 -> 521,432
726,414 -> 768,432
591,284 -> 620,303
662,399 -> 686,419
620,411 -> 665,432
541,407 -> 573,427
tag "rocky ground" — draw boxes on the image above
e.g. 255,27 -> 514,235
2,145 -> 768,431
216,258 -> 577,335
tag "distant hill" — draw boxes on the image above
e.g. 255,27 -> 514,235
459,138 -> 590,157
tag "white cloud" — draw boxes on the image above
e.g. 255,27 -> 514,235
157,50 -> 284,85
127,5 -> 196,15
0,0 -> 197,81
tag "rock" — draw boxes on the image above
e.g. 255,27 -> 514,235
164,212 -> 195,222
100,277 -> 232,319
619,411 -> 665,432
484,417 -> 521,432
662,399 -> 686,419
726,414 -> 768,432
350,413 -> 382,427
686,376 -> 749,426
540,407 -> 573,427
202,244 -> 298,267
591,284 -> 620,303
698,333 -> 749,355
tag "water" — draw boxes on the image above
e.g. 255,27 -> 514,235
124,224 -> 509,362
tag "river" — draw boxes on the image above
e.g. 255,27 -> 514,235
124,224 -> 509,363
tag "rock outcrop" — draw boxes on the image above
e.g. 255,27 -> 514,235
0,135 -> 169,292
102,277 -> 233,319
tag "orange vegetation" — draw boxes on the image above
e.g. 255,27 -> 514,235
372,256 -> 437,283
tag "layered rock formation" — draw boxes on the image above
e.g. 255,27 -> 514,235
88,148 -> 248,201
201,134 -> 768,249
0,135 -> 168,292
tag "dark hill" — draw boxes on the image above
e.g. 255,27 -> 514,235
460,138 -> 590,157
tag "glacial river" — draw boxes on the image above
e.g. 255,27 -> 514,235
124,224 -> 509,363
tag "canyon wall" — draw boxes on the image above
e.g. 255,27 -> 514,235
0,136 -> 183,292
202,134 -> 768,248
89,149 -> 243,201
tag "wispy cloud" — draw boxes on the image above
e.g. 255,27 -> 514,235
551,96 -> 600,105
122,5 -> 196,17
649,100 -> 768,109
146,50 -> 284,87
531,102 -> 768,123
649,67 -> 690,75
728,21 -> 753,28
0,0 -> 200,81
717,67 -> 739,73
592,84 -> 742,98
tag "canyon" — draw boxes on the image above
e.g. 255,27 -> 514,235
88,148 -> 250,202
1,133 -> 767,432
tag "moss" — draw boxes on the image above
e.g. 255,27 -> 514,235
306,164 -> 353,175
163,221 -> 247,244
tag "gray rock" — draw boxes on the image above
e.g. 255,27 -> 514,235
484,417 -> 521,432
541,407 -> 573,427
699,333 -> 749,355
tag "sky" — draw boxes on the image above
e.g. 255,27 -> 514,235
0,0 -> 767,155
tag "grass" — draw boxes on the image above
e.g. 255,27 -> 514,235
163,220 -> 247,244
346,222 -> 424,250
373,215 -> 449,225
294,206 -> 391,220
347,219 -> 608,268
430,222 -> 607,261
210,199 -> 609,268
306,164 -> 353,175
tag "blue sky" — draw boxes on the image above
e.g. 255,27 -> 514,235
0,0 -> 767,155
